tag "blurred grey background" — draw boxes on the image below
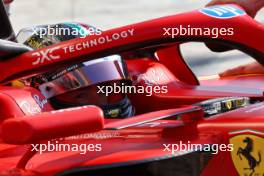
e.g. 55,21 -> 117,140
9,0 -> 212,32
8,0 -> 264,77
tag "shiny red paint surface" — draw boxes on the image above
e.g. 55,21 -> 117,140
0,5 -> 264,176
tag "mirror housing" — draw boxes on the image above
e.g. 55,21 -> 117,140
1,106 -> 104,144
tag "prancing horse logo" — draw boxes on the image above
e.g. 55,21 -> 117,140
230,134 -> 264,176
237,137 -> 261,176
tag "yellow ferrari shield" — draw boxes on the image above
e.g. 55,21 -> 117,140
225,100 -> 233,110
230,134 -> 264,176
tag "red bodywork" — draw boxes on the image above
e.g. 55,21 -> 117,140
1,4 -> 264,176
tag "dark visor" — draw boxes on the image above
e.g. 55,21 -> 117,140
39,55 -> 129,99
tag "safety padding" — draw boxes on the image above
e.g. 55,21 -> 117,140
1,106 -> 104,144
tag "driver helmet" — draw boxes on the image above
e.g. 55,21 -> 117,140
16,22 -> 135,118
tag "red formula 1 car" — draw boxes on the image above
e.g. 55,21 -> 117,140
1,2 -> 264,176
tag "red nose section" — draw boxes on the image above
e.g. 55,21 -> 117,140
1,106 -> 104,144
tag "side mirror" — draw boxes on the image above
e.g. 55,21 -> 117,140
1,106 -> 104,144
